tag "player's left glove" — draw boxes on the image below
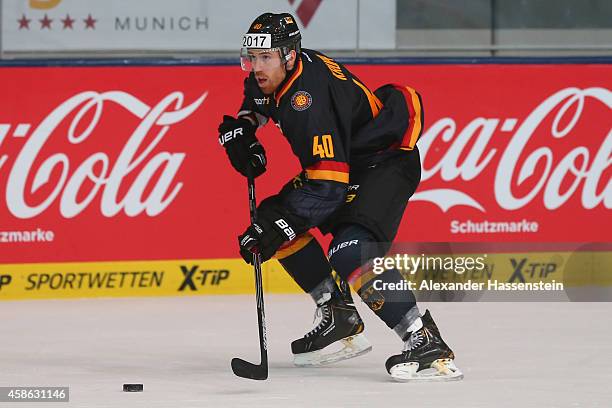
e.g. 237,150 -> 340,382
238,204 -> 301,264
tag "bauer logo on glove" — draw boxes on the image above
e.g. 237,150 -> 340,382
274,219 -> 296,241
217,115 -> 267,178
237,203 -> 306,264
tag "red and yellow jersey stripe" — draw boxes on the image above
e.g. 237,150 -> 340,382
275,57 -> 304,107
274,232 -> 315,260
394,85 -> 424,150
305,161 -> 349,184
353,78 -> 383,118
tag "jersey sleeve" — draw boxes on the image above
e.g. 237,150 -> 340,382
237,75 -> 270,127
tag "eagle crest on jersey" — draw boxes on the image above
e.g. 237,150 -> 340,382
291,91 -> 312,111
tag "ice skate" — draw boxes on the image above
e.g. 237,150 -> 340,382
292,290 -> 372,367
385,310 -> 463,382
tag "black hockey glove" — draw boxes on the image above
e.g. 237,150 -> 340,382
238,203 -> 302,264
218,115 -> 266,178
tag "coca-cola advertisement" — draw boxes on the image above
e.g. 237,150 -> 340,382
0,63 -> 610,266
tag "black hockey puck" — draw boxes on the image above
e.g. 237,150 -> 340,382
123,383 -> 143,392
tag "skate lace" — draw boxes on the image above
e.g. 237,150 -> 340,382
305,304 -> 331,338
403,330 -> 425,351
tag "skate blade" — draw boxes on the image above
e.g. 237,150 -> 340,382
390,358 -> 464,382
293,333 -> 372,367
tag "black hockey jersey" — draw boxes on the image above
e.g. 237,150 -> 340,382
237,49 -> 423,233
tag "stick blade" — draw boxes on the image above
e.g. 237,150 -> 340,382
231,357 -> 268,380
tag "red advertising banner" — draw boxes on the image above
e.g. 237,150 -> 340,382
0,63 -> 610,265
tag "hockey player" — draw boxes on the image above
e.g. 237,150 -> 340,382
218,12 -> 462,381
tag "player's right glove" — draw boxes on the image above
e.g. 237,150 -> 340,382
218,115 -> 267,178
237,200 -> 303,264
238,221 -> 286,264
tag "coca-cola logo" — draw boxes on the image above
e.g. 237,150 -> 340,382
0,91 -> 207,219
414,87 -> 612,212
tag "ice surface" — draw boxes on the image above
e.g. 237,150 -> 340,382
1,295 -> 610,407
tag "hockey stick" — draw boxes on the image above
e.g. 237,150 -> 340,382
231,175 -> 268,380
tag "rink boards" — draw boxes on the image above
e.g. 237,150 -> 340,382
0,60 -> 610,301
0,250 -> 610,300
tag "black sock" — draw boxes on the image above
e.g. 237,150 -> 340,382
277,233 -> 333,293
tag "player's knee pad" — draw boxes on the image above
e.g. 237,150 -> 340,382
328,224 -> 385,283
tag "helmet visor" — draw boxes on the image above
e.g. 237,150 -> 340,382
240,48 -> 284,72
